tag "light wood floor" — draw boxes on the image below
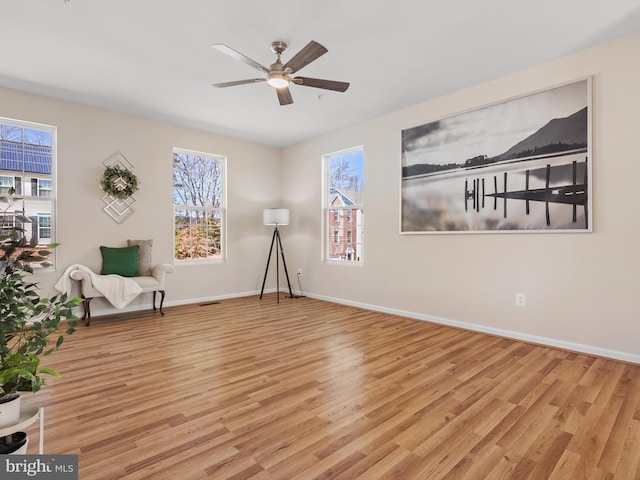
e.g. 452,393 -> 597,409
21,295 -> 640,479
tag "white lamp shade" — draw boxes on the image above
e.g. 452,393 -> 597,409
263,208 -> 289,226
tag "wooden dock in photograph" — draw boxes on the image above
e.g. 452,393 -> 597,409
464,159 -> 588,227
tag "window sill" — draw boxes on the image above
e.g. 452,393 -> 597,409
174,258 -> 225,266
324,260 -> 363,267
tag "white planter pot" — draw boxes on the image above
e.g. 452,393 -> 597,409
0,395 -> 21,428
0,432 -> 29,454
10,434 -> 29,454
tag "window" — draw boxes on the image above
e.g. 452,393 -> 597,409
0,175 -> 13,195
37,179 -> 52,197
37,214 -> 52,240
0,119 -> 55,258
0,212 -> 16,236
323,146 -> 364,263
173,148 -> 225,261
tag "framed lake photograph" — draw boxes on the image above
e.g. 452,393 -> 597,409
400,78 -> 591,233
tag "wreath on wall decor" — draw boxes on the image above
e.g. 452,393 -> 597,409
100,165 -> 139,200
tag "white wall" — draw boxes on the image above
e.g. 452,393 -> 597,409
281,33 -> 640,363
0,88 -> 282,313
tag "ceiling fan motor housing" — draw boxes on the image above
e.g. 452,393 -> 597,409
268,64 -> 289,89
270,41 -> 288,55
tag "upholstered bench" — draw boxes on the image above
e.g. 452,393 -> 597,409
68,240 -> 174,326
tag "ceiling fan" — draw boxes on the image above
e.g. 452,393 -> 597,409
211,40 -> 350,106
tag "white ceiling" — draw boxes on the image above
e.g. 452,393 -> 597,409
2,0 -> 640,147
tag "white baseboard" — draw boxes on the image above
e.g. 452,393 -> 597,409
305,292 -> 640,365
165,290 -> 260,307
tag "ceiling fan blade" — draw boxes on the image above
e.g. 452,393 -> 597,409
212,78 -> 266,88
292,77 -> 350,92
211,44 -> 269,74
276,87 -> 293,106
283,41 -> 328,73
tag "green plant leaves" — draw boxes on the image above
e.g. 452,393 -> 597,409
1,223 -> 80,396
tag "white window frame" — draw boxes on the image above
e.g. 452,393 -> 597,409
36,213 -> 52,240
0,175 -> 14,195
322,145 -> 364,264
37,178 -> 52,197
172,147 -> 226,263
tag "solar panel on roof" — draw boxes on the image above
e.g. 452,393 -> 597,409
0,140 -> 52,174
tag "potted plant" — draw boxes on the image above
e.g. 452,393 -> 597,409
0,188 -> 80,452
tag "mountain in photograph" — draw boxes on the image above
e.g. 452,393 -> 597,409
496,106 -> 587,161
403,106 -> 588,177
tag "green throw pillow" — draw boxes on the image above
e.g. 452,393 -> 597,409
100,245 -> 140,277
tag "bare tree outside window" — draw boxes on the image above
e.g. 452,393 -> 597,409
0,124 -> 52,146
0,124 -> 21,142
173,149 -> 225,261
329,153 -> 363,192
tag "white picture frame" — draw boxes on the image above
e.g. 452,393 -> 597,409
400,78 -> 592,233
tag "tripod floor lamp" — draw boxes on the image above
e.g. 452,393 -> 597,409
260,208 -> 294,303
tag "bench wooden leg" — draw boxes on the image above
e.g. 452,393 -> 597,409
159,290 -> 166,315
82,297 -> 93,327
153,290 -> 166,315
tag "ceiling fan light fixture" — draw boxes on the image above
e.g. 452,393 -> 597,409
267,74 -> 290,89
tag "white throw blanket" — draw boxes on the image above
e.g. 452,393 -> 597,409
55,264 -> 142,309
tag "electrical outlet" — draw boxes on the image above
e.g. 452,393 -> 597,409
297,268 -> 302,275
515,293 -> 526,307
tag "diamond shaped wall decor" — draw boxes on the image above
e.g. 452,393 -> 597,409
101,151 -> 138,223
